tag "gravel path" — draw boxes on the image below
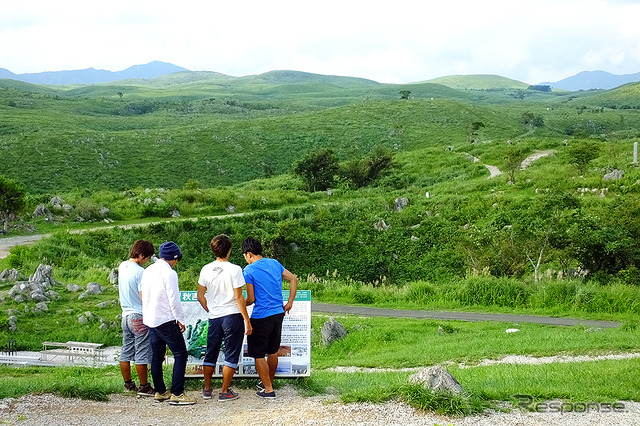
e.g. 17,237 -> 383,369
1,388 -> 638,426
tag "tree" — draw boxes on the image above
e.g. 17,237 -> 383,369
0,176 -> 26,232
293,149 -> 340,192
467,121 -> 485,143
503,146 -> 527,184
521,111 -> 544,128
509,191 -> 581,282
566,141 -> 600,174
399,90 -> 412,100
340,146 -> 395,188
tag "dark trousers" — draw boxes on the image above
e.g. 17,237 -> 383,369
149,320 -> 188,396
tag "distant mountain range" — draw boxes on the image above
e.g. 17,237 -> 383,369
0,61 -> 188,85
1,60 -> 639,91
540,70 -> 640,91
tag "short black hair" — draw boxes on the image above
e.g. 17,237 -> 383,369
210,234 -> 232,258
241,237 -> 262,256
129,240 -> 154,259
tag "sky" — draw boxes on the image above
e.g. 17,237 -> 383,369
2,0 -> 640,84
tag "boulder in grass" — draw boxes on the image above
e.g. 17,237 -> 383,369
321,318 -> 347,346
408,366 -> 465,395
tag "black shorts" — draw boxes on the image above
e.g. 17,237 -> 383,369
247,312 -> 285,358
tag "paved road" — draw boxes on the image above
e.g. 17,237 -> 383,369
312,302 -> 621,328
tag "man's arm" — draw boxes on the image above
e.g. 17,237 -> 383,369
166,272 -> 186,332
234,287 -> 253,335
282,268 -> 298,314
245,282 -> 255,306
197,285 -> 208,313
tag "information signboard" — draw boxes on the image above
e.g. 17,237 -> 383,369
180,290 -> 311,378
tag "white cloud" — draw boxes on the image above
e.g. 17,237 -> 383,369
2,0 -> 640,83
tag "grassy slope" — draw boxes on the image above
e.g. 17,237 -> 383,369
422,74 -> 530,90
2,74 -> 640,194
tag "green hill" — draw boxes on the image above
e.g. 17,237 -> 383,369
1,73 -> 639,194
423,74 -> 530,90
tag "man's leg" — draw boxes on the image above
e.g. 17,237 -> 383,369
220,314 -> 243,394
132,313 -> 152,386
203,318 -> 222,392
148,327 -> 167,393
266,353 -> 278,385
221,366 -> 235,393
203,365 -> 215,391
120,315 -> 136,388
135,363 -> 149,386
254,357 -> 273,393
120,361 -> 132,382
161,321 -> 188,396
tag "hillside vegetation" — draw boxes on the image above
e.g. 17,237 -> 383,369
2,72 -> 640,299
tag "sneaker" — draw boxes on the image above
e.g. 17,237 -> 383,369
154,390 -> 171,403
137,383 -> 155,397
124,381 -> 138,392
202,388 -> 213,400
256,381 -> 265,390
169,392 -> 196,405
256,389 -> 276,399
218,389 -> 239,402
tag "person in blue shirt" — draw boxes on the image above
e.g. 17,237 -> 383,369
241,237 -> 297,399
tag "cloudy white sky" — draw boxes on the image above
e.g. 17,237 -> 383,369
2,0 -> 640,84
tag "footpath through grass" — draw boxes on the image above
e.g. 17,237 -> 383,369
2,314 -> 639,415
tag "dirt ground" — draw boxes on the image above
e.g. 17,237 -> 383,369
1,387 -> 639,426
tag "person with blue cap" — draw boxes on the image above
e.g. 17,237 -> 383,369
141,241 -> 196,405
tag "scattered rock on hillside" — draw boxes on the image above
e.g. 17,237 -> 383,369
604,169 -> 624,181
8,264 -> 59,303
79,282 -> 103,299
32,302 -> 49,314
33,204 -> 54,221
0,268 -> 22,282
394,197 -> 409,211
8,315 -> 17,332
96,300 -> 118,308
408,366 -> 465,395
67,283 -> 82,292
374,220 -> 390,231
321,318 -> 347,346
108,269 -> 118,285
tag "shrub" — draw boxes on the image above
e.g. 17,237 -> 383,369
456,277 -> 530,308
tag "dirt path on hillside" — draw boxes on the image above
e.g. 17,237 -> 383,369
0,212 -> 250,260
478,149 -> 555,179
520,150 -> 554,170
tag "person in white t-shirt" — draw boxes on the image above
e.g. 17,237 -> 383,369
197,234 -> 252,402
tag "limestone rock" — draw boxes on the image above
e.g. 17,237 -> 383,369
394,197 -> 409,211
67,283 -> 82,292
408,366 -> 465,395
374,220 -> 390,231
85,282 -> 103,295
0,268 -> 21,282
604,169 -> 624,181
108,269 -> 118,285
321,318 -> 347,345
